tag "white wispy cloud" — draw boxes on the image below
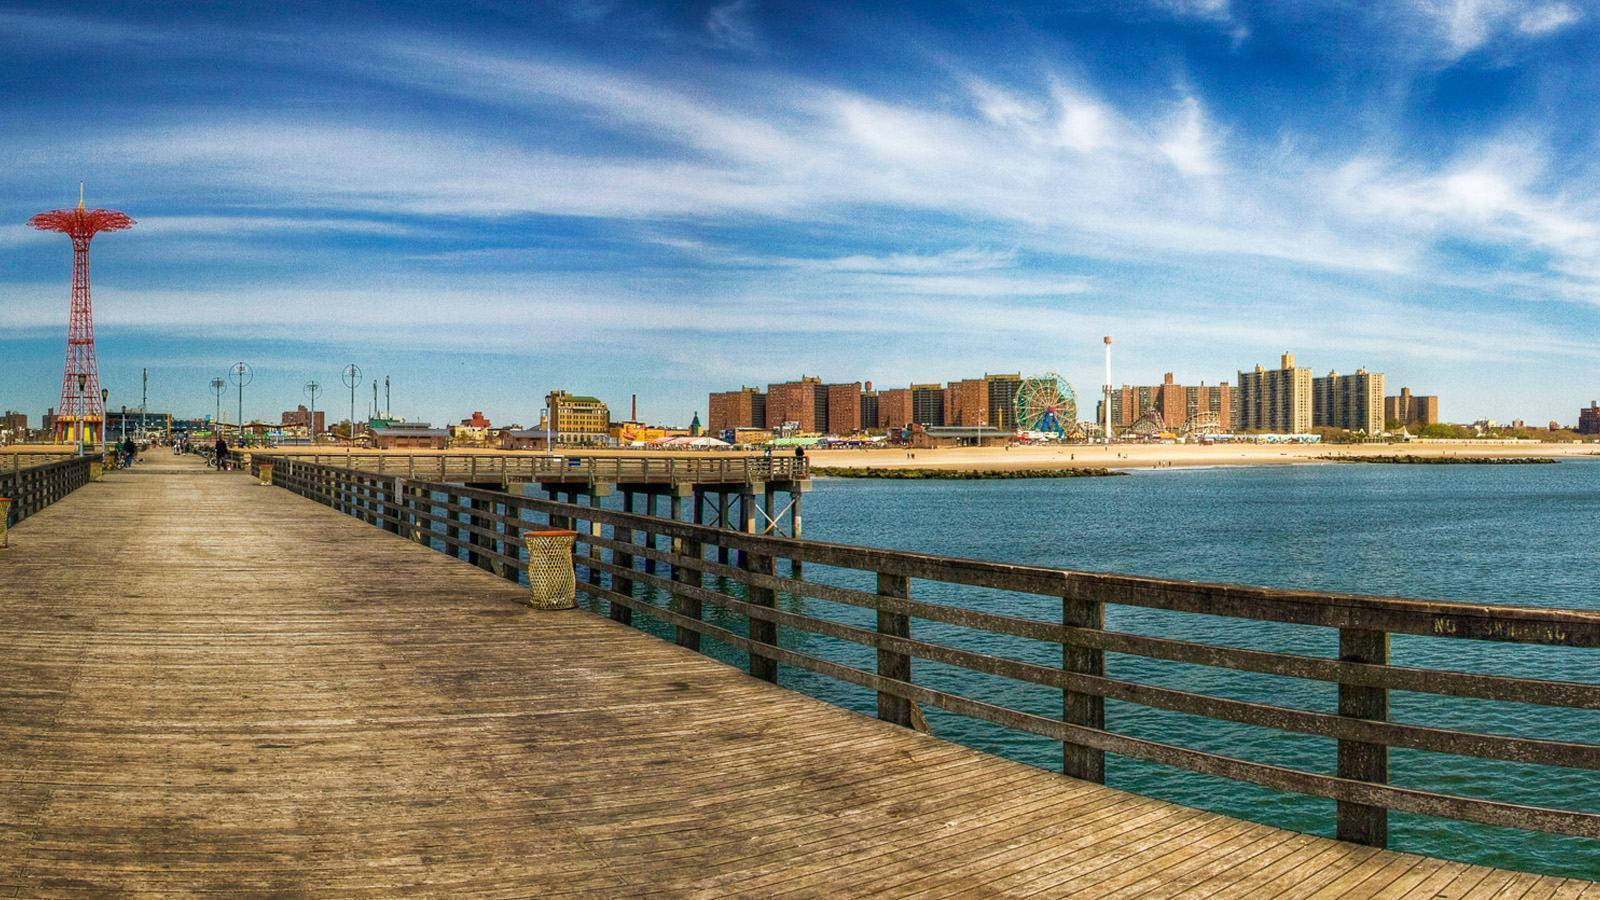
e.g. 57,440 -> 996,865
1413,0 -> 1582,55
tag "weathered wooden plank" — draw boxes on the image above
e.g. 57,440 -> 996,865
2,454 -> 1572,895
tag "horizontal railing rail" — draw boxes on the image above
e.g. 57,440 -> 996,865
258,455 -> 1600,855
247,450 -> 808,485
0,455 -> 92,527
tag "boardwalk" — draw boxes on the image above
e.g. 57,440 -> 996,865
0,455 -> 1591,897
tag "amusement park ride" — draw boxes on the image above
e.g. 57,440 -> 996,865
29,185 -> 135,447
1013,373 -> 1083,440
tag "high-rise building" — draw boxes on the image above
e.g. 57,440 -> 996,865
859,382 -> 880,432
824,382 -> 862,434
1313,368 -> 1385,433
910,384 -> 945,427
766,377 -> 822,433
1384,387 -> 1439,428
1237,352 -> 1313,433
878,388 -> 913,429
544,391 -> 610,444
2,411 -> 27,435
944,378 -> 989,427
1096,374 -> 1232,431
1580,402 -> 1600,435
709,387 -> 766,433
985,374 -> 1022,430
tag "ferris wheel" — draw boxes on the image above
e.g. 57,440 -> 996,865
1014,373 -> 1078,437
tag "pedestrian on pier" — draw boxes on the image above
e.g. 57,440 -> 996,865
213,436 -> 229,471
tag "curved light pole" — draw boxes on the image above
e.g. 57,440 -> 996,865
229,362 -> 253,447
341,364 -> 361,446
304,380 -> 322,444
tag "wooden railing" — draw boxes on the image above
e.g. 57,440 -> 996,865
251,451 -> 809,485
262,456 -> 1600,852
0,456 -> 92,526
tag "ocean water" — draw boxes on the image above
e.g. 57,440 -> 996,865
579,460 -> 1600,879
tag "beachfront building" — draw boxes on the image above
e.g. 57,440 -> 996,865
944,378 -> 989,428
1313,369 -> 1385,434
986,374 -> 1023,430
1098,373 -> 1233,431
544,391 -> 610,445
1580,402 -> 1600,435
910,384 -> 945,427
1237,353 -> 1313,433
765,377 -> 822,433
708,387 -> 765,434
825,382 -> 863,435
370,423 -> 449,449
878,388 -> 913,430
1385,387 -> 1440,427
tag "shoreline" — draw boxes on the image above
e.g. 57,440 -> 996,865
805,441 -> 1600,474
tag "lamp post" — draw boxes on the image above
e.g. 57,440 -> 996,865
210,377 -> 226,438
304,381 -> 322,444
229,362 -> 253,447
342,364 -> 361,446
100,388 -> 108,457
75,374 -> 86,456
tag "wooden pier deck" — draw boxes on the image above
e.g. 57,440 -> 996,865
0,455 -> 1591,896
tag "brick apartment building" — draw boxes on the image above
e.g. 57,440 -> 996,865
825,382 -> 863,435
708,387 -> 766,434
1384,387 -> 1439,427
1580,402 -> 1600,435
1098,373 -> 1233,431
878,388 -> 913,429
943,378 -> 988,427
765,377 -> 822,433
280,405 -> 326,434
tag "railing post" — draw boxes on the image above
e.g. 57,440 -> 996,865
673,536 -> 703,650
1337,627 -> 1390,847
1062,579 -> 1106,783
876,571 -> 911,727
745,502 -> 777,683
611,492 -> 635,625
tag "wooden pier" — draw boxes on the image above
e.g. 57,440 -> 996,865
0,454 -> 1596,895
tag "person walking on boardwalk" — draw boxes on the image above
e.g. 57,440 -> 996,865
213,435 -> 229,470
121,436 -> 136,469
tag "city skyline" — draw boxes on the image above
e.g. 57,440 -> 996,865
3,2 -> 1600,424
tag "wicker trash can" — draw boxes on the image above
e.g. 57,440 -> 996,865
258,462 -> 274,486
523,529 -> 578,609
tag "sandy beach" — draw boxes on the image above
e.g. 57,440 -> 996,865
807,440 -> 1600,472
9,439 -> 1597,473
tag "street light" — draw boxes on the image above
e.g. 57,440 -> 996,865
100,388 -> 108,457
341,364 -> 362,446
304,381 -> 322,444
229,362 -> 253,447
209,377 -> 226,438
75,374 -> 86,456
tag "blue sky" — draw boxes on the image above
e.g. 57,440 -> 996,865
2,0 -> 1598,428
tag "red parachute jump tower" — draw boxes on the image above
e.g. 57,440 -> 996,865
29,185 -> 135,446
